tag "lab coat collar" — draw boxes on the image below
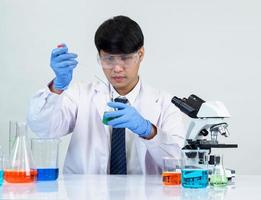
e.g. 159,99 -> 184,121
109,78 -> 141,105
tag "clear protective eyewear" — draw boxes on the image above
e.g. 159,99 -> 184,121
97,51 -> 140,69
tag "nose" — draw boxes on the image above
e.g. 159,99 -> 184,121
112,64 -> 124,72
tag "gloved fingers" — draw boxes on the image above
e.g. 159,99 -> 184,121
103,109 -> 125,119
107,115 -> 129,126
55,60 -> 78,68
51,46 -> 68,58
53,53 -> 78,62
57,65 -> 77,73
111,122 -> 130,129
107,102 -> 128,110
67,64 -> 77,70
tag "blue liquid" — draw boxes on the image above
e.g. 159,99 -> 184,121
0,170 -> 3,185
37,168 -> 59,181
182,169 -> 208,188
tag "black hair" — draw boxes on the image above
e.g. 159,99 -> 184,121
94,15 -> 144,54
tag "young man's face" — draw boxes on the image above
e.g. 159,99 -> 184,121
100,47 -> 144,95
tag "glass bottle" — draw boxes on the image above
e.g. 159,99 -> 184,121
4,122 -> 37,183
210,155 -> 228,187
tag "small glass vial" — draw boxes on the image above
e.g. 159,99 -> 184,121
210,155 -> 228,187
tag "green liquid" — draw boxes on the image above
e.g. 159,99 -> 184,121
102,112 -> 116,125
210,174 -> 228,187
102,117 -> 115,125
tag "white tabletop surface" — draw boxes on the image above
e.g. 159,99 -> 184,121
0,175 -> 260,200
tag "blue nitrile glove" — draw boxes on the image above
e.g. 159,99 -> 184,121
104,102 -> 152,138
50,44 -> 78,90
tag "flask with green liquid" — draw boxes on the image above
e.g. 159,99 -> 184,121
210,155 -> 228,187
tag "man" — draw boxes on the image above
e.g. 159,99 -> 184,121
27,15 -> 186,175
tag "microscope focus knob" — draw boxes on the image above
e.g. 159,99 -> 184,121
200,129 -> 208,136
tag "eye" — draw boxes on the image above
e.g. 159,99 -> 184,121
103,56 -> 115,62
107,56 -> 114,61
121,55 -> 132,61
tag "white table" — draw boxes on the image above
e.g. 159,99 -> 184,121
0,175 -> 260,200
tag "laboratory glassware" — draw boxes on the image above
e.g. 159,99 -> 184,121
162,157 -> 181,186
9,121 -> 17,157
0,146 -> 4,185
210,154 -> 228,187
31,138 -> 60,181
4,122 -> 37,183
181,149 -> 209,188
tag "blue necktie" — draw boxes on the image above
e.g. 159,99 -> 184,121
110,97 -> 128,174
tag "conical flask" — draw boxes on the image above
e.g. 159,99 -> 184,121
4,122 -> 37,183
210,154 -> 228,187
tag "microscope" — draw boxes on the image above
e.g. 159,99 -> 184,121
171,94 -> 238,181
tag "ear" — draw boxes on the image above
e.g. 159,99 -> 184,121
138,47 -> 145,62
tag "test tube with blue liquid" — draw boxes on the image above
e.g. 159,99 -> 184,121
181,149 -> 209,188
31,138 -> 60,181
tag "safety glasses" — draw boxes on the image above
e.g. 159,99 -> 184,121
97,51 -> 140,69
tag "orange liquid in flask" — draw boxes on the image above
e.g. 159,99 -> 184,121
4,169 -> 37,183
162,172 -> 181,185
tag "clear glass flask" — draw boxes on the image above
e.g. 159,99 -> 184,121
4,122 -> 37,183
9,120 -> 17,157
210,155 -> 228,187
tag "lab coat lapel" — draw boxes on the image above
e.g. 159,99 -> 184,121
136,83 -> 162,174
138,84 -> 161,126
93,82 -> 110,124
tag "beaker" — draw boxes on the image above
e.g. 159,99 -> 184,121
162,157 -> 181,186
103,97 -> 128,125
102,101 -> 115,125
31,138 -> 60,181
4,122 -> 37,183
181,149 -> 209,188
0,146 -> 4,185
102,111 -> 115,125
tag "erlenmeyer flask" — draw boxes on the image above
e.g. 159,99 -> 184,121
210,154 -> 228,187
9,120 -> 17,157
4,122 -> 37,183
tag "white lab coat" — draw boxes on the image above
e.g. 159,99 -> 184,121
27,80 -> 186,174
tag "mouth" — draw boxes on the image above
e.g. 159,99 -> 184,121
111,76 -> 126,83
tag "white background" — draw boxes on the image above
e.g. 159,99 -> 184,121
0,0 -> 260,175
